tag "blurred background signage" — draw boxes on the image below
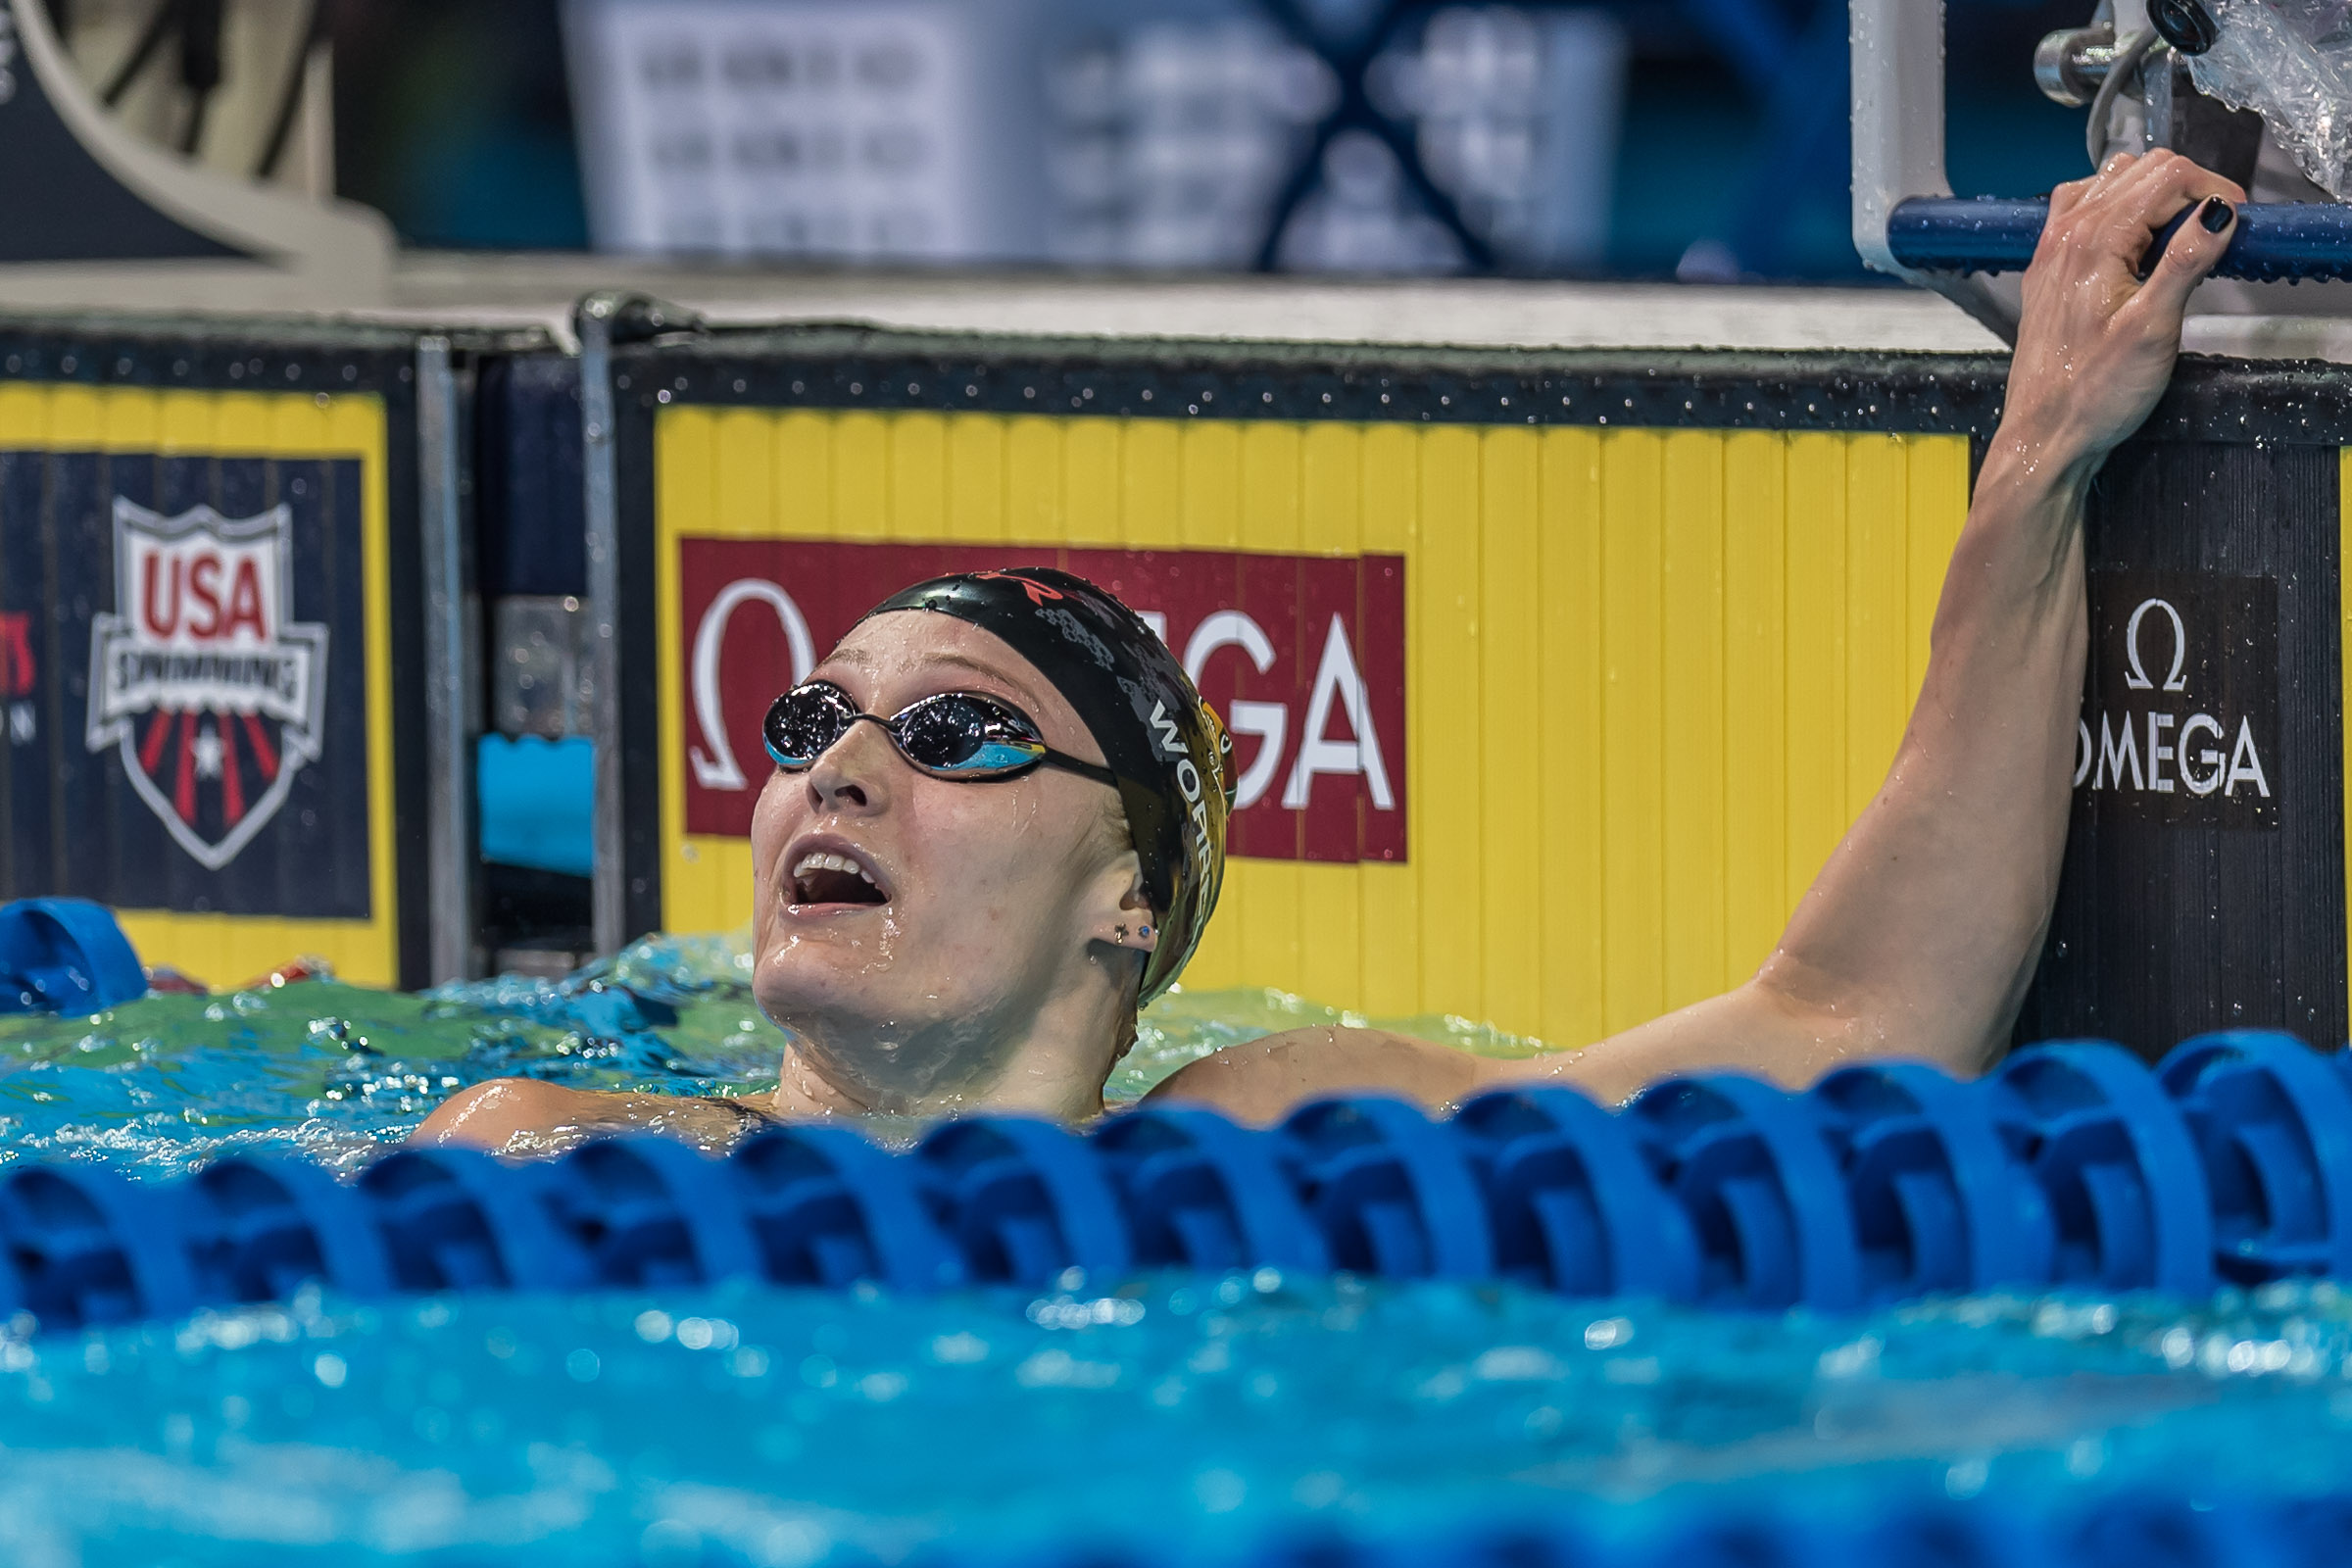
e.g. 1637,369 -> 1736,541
559,0 -> 1629,273
562,0 -> 999,261
26,0 -> 2093,285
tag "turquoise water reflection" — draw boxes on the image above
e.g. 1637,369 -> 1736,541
4,1273 -> 2352,1564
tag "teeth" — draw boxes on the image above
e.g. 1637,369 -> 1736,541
791,851 -> 878,886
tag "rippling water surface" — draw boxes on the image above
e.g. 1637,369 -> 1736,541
8,1274 -> 2352,1565
0,931 -> 1544,1174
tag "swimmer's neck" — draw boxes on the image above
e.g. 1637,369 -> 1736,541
766,975 -> 1128,1122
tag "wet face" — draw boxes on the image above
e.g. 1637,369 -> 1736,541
749,613 -> 1142,1106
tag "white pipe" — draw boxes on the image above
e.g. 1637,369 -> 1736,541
1850,0 -> 1953,276
0,0 -> 391,307
1850,0 -> 2021,342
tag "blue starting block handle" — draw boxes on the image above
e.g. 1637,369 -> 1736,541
1886,197 -> 2352,282
0,898 -> 146,1015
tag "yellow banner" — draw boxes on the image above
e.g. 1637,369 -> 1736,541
653,405 -> 1969,1049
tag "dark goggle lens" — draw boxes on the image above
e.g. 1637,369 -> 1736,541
896,693 -> 1047,775
764,685 -> 858,768
762,685 -> 1050,777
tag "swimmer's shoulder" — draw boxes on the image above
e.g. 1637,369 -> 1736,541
414,1078 -> 779,1155
1147,1025 -> 1503,1124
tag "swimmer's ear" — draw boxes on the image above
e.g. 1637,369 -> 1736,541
1094,853 -> 1159,954
1102,920 -> 1158,955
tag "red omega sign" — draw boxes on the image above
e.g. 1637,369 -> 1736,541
675,540 -> 1407,863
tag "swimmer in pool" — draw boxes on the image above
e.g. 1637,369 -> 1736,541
417,149 -> 2243,1152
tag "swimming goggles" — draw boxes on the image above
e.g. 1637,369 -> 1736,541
763,681 -> 1119,787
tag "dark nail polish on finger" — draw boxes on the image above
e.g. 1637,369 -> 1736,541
2201,197 -> 2235,231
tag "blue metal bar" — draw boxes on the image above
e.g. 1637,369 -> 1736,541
1888,197 -> 2352,281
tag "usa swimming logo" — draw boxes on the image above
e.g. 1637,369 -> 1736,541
83,498 -> 328,870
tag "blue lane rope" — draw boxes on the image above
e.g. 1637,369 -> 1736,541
1272,1491 -> 2352,1568
0,1030 -> 2345,1332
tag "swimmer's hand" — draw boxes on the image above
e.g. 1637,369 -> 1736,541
1999,150 -> 2243,478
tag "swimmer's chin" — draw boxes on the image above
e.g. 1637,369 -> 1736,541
752,971 -> 918,1047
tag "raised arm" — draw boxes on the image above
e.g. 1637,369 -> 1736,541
1152,152 -> 2246,1122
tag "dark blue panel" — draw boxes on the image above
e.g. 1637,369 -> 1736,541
46,453 -> 113,906
10,447 -> 373,925
312,458 -> 374,921
476,354 -> 585,598
91,453 -> 172,915
215,455 -> 266,518
2016,444 -> 2344,1054
0,451 -> 48,899
319,453 -> 373,921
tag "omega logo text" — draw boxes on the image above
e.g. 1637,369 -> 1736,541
2070,573 -> 2278,829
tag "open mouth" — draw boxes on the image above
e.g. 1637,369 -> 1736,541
789,849 -> 890,908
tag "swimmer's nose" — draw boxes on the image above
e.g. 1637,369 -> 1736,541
803,718 -> 894,814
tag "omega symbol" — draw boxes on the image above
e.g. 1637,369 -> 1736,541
2123,597 -> 2188,693
689,577 -> 815,792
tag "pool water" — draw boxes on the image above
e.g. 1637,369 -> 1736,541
8,1273 -> 2352,1564
0,932 -> 1544,1174
0,935 -> 2343,1564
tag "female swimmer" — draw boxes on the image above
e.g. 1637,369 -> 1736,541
416,149 -> 2243,1152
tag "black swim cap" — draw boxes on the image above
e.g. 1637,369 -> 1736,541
861,567 -> 1233,1004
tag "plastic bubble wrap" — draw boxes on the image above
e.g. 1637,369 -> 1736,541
2186,0 -> 2352,198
